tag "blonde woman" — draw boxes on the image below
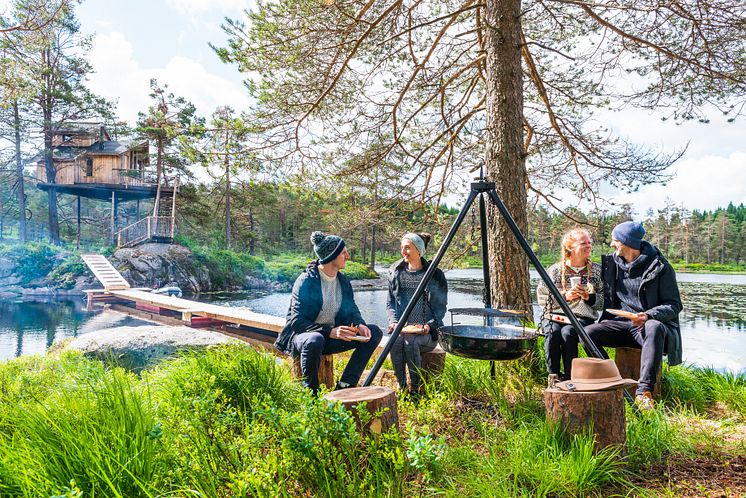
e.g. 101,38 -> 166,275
536,228 -> 603,380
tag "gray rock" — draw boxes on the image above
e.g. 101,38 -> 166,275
112,243 -> 212,293
64,325 -> 241,371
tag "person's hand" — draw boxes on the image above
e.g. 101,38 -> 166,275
573,284 -> 590,301
630,312 -> 649,328
421,324 -> 431,335
331,325 -> 357,341
564,289 -> 579,301
388,322 -> 397,333
357,324 -> 371,342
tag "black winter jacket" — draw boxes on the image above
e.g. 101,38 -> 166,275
274,261 -> 365,355
386,258 -> 448,341
600,241 -> 683,365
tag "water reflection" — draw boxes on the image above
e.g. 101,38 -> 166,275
0,299 -> 153,361
2,269 -> 746,372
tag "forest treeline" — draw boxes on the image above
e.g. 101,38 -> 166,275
1,1 -> 744,273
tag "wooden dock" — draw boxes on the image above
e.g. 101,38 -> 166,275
81,253 -> 391,351
81,253 -> 284,341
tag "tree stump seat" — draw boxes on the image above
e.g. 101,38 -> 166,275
323,386 -> 399,433
544,388 -> 626,453
291,354 -> 335,390
614,347 -> 662,399
418,345 -> 447,384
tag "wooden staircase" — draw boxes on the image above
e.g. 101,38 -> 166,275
115,181 -> 177,249
80,254 -> 131,291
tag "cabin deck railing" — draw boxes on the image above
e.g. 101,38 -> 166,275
116,216 -> 174,248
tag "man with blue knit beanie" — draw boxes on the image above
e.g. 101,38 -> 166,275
275,231 -> 382,394
585,221 -> 682,409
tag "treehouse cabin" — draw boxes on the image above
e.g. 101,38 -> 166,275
35,122 -> 176,248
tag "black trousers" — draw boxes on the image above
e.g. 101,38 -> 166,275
291,325 -> 383,393
585,318 -> 666,395
542,317 -> 594,379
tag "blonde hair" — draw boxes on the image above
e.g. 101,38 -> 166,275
559,228 -> 592,291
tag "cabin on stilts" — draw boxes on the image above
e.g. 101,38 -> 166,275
35,122 -> 177,248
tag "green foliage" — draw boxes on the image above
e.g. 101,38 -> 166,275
663,366 -> 746,417
626,405 -> 692,469
0,346 -> 742,497
0,242 -> 58,284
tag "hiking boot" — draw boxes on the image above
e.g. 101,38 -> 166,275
334,381 -> 355,391
635,391 -> 655,411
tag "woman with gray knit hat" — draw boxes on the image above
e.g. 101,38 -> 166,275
274,231 -> 382,394
386,232 -> 448,395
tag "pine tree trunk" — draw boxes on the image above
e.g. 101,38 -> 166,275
225,156 -> 231,249
13,101 -> 27,243
484,0 -> 530,310
43,120 -> 60,244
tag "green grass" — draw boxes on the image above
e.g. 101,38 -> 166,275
0,346 -> 742,497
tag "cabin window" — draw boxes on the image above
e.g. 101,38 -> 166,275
62,134 -> 72,142
85,158 -> 93,177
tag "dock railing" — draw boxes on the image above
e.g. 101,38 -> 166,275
116,216 -> 174,248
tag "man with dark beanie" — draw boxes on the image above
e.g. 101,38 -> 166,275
274,231 -> 382,394
585,221 -> 682,409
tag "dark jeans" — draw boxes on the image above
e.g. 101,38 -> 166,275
390,333 -> 437,391
585,318 -> 666,395
291,325 -> 383,393
542,317 -> 594,379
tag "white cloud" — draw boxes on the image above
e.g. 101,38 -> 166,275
86,31 -> 250,124
610,152 -> 746,214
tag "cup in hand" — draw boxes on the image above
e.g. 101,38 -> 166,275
570,276 -> 582,288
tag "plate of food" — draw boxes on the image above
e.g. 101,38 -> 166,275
402,324 -> 427,334
605,309 -> 639,319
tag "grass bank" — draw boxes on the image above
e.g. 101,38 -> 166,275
0,344 -> 743,497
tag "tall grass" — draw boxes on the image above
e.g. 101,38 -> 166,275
0,345 -> 741,497
439,418 -> 627,497
663,365 -> 746,417
0,359 -> 159,497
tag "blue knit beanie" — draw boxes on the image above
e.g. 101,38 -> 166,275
311,231 -> 346,264
612,221 -> 645,250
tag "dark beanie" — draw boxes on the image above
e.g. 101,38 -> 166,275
311,231 -> 346,264
612,221 -> 645,250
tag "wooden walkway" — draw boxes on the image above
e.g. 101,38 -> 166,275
81,253 -> 284,334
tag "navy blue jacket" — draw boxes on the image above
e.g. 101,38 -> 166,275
274,261 -> 365,355
600,242 -> 683,365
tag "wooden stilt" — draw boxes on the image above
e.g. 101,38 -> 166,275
76,195 -> 81,250
544,388 -> 626,453
323,386 -> 399,433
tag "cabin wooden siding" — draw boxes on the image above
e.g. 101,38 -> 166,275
36,143 -> 149,185
52,135 -> 97,147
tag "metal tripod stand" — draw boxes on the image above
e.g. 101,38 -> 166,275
362,176 -> 635,406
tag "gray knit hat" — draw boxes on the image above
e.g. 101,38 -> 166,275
612,221 -> 646,250
311,231 -> 346,264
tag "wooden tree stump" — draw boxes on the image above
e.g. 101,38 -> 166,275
291,354 -> 335,389
614,347 -> 662,399
419,346 -> 447,384
323,386 -> 399,433
544,388 -> 626,453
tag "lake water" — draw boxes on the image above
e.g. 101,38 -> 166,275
2,269 -> 745,373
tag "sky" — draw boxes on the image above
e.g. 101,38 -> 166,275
64,0 -> 746,217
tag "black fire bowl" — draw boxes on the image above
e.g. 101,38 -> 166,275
438,325 -> 537,361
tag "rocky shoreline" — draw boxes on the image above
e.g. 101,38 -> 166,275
0,243 -> 287,300
0,243 -> 384,301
